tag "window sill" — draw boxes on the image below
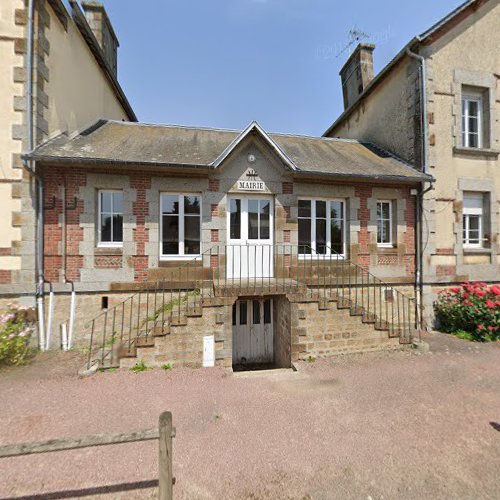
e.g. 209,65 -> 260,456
95,246 -> 123,255
298,254 -> 346,261
159,255 -> 202,262
463,247 -> 492,255
453,146 -> 499,158
377,245 -> 397,253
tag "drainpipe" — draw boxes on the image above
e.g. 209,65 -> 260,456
25,0 -> 46,350
406,46 -> 433,329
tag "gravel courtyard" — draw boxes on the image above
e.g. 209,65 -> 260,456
0,332 -> 499,500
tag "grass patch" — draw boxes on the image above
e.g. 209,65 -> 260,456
130,359 -> 149,372
452,330 -> 476,341
306,356 -> 316,363
161,363 -> 172,370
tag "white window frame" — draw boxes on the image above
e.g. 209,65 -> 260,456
160,193 -> 202,260
376,200 -> 394,248
297,198 -> 346,258
462,94 -> 482,149
97,189 -> 123,248
462,193 -> 485,249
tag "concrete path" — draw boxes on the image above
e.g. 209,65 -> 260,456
0,332 -> 499,499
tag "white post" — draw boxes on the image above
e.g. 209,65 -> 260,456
37,296 -> 46,352
67,290 -> 76,349
45,290 -> 55,350
61,323 -> 68,352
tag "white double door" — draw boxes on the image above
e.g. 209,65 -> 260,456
233,299 -> 274,365
226,196 -> 274,280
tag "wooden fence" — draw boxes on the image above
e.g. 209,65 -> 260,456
0,411 -> 175,500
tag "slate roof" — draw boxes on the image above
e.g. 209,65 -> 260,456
27,120 -> 432,183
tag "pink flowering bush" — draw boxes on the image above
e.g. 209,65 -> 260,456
0,304 -> 35,366
434,283 -> 500,341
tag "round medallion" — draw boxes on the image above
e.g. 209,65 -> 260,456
247,154 -> 256,164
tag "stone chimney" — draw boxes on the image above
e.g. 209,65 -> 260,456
339,43 -> 375,110
81,1 -> 119,76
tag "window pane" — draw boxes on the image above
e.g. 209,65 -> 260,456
101,214 -> 112,242
260,200 -> 270,240
112,214 -> 123,242
316,200 -> 326,218
184,216 -> 200,254
469,215 -> 480,232
330,201 -> 343,220
298,218 -> 311,254
162,195 -> 179,215
331,219 -> 343,254
382,220 -> 391,243
298,200 -> 311,218
468,133 -> 478,148
230,199 -> 241,240
468,117 -> 478,134
162,215 -> 179,254
252,300 -> 260,325
112,192 -> 123,214
184,196 -> 200,214
316,218 -> 327,254
101,192 -> 112,213
248,200 -> 259,240
239,301 -> 247,325
468,100 -> 478,117
264,299 -> 271,324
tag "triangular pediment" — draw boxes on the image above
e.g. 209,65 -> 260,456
210,121 -> 297,171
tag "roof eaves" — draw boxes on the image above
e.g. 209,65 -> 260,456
69,1 -> 137,122
294,169 -> 433,184
211,121 -> 298,171
22,154 -> 211,170
418,0 -> 476,40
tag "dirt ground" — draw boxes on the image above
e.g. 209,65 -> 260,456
0,332 -> 499,500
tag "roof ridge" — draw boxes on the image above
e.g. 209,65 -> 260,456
105,119 -> 242,134
271,132 -> 361,143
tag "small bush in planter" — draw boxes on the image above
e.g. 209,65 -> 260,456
0,305 -> 35,366
434,282 -> 500,342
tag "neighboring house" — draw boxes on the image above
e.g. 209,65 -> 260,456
324,0 -> 500,324
0,0 -> 135,303
27,120 -> 430,370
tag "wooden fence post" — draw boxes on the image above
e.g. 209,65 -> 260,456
159,411 -> 174,500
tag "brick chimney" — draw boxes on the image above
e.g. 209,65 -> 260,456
339,43 -> 375,110
81,1 -> 119,76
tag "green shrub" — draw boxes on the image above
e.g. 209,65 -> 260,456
434,283 -> 500,341
0,305 -> 35,366
161,363 -> 172,370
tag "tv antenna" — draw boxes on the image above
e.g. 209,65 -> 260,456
336,26 -> 371,58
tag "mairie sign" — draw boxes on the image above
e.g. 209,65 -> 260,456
237,180 -> 265,191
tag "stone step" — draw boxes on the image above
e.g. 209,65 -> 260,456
135,336 -> 155,348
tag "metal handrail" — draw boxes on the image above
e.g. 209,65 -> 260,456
86,243 -> 419,370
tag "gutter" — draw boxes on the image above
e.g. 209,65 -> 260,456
406,44 -> 435,329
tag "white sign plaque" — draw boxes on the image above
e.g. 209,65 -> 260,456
237,180 -> 265,191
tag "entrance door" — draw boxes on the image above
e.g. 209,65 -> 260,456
232,299 -> 273,365
227,196 -> 273,280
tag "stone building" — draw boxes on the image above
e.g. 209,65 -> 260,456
0,0 -> 135,298
324,0 -> 500,322
27,120 -> 429,370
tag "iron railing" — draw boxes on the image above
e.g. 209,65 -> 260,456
85,244 -> 421,370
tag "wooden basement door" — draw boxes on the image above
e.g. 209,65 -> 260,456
232,298 -> 273,365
